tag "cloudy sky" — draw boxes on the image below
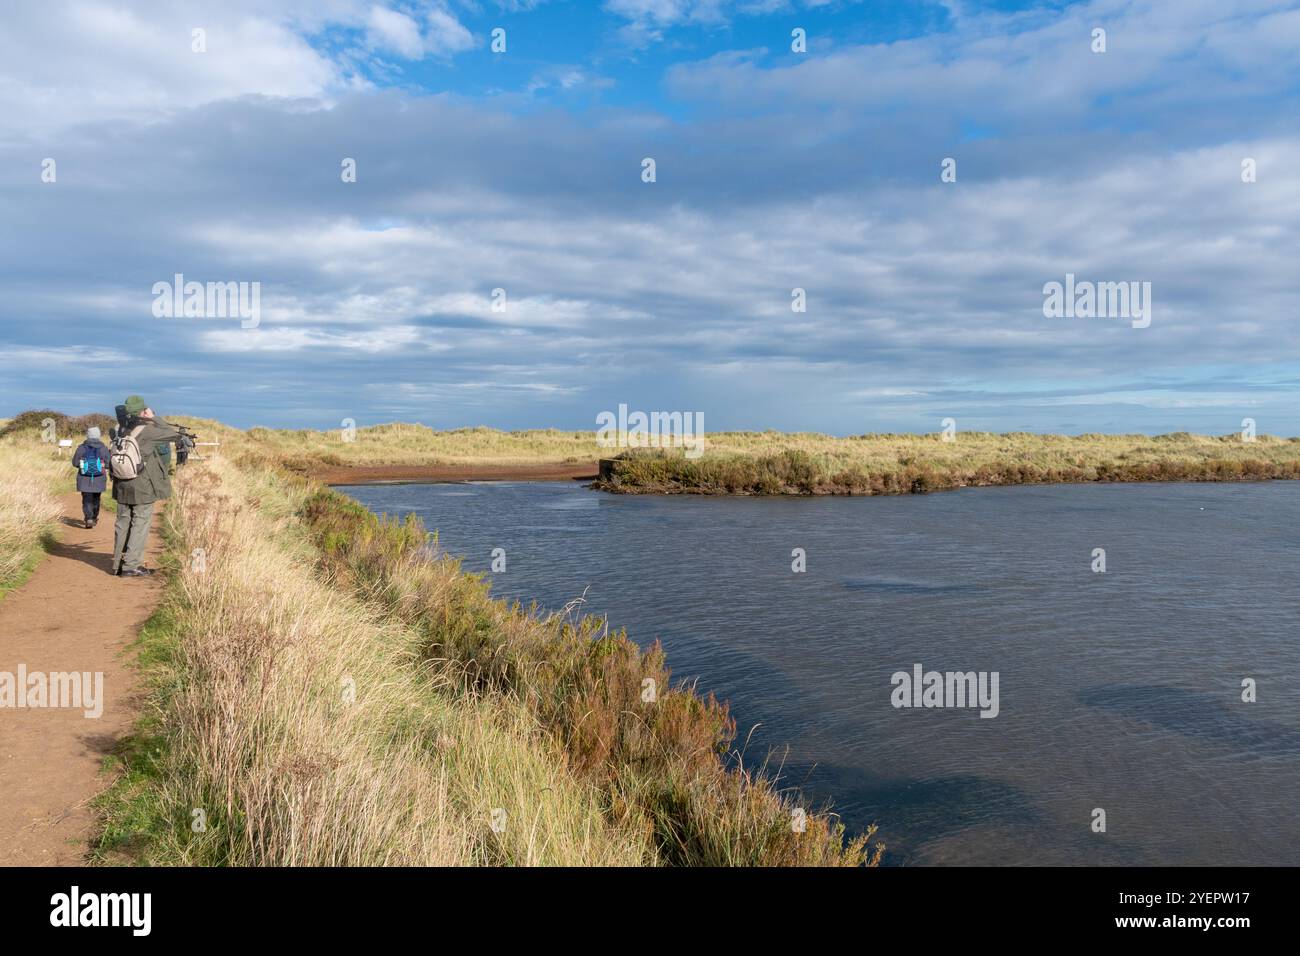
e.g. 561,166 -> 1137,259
2,0 -> 1298,434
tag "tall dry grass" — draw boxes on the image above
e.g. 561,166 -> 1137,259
99,459 -> 653,866
247,422 -> 600,467
0,441 -> 68,593
596,434 -> 1300,495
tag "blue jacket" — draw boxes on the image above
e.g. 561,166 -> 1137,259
72,439 -> 111,493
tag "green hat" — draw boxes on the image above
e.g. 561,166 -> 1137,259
124,395 -> 147,415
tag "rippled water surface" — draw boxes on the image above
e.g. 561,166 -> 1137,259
339,480 -> 1300,865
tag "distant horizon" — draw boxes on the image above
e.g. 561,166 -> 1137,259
6,402 -> 1297,441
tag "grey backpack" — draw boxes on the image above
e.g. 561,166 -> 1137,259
109,425 -> 146,480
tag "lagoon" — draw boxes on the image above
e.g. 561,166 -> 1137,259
339,479 -> 1300,865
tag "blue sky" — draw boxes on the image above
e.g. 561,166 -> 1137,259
1,0 -> 1298,434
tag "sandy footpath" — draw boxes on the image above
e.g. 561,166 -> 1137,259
0,492 -> 161,865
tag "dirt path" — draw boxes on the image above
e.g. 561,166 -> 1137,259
0,492 -> 162,865
319,461 -> 600,485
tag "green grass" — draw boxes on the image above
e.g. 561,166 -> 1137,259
93,602 -> 205,865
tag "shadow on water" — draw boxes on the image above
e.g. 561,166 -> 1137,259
777,761 -> 1042,865
1078,685 -> 1300,757
780,761 -> 1153,866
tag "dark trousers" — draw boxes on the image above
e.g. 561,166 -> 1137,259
82,492 -> 102,522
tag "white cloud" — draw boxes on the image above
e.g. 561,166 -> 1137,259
605,0 -> 732,42
0,1 -> 341,138
366,6 -> 426,57
200,324 -> 442,353
0,346 -> 131,366
1024,391 -> 1268,409
424,7 -> 475,56
666,0 -> 1300,128
0,0 -> 481,137
365,3 -> 475,59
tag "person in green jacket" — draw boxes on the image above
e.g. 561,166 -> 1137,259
111,395 -> 186,577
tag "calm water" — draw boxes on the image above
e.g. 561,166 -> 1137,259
340,480 -> 1300,866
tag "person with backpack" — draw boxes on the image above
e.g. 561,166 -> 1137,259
110,395 -> 186,578
71,426 -> 111,529
176,431 -> 195,466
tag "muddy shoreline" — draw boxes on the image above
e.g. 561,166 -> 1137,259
320,462 -> 600,485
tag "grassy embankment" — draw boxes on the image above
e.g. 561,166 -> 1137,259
162,419 -> 1300,495
97,461 -> 660,865
69,423 -> 875,866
